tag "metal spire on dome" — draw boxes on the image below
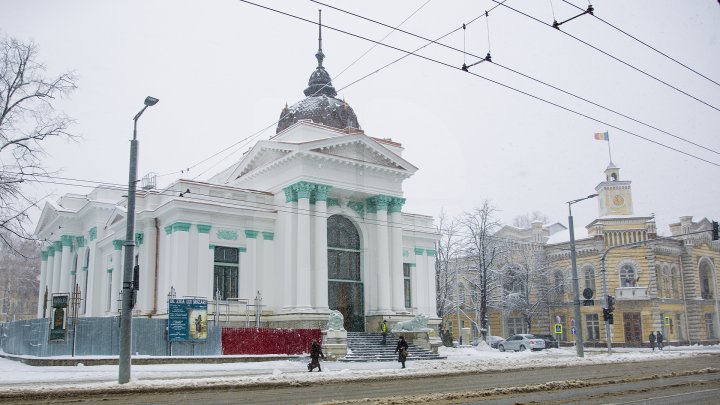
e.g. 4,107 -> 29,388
315,9 -> 325,68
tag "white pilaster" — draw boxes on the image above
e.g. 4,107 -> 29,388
45,247 -> 55,299
138,224 -> 158,313
282,187 -> 296,309
426,249 -> 437,317
51,241 -> 62,294
414,248 -> 427,314
243,230 -> 258,299
110,240 -> 123,313
171,222 -> 191,296
196,224 -> 212,300
389,198 -> 406,312
314,185 -> 331,311
261,231 -> 275,308
59,235 -> 73,294
295,182 -> 312,309
37,249 -> 49,318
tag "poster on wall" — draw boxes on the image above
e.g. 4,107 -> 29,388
49,294 -> 69,342
168,298 -> 208,342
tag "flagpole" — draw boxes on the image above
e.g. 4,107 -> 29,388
607,137 -> 613,163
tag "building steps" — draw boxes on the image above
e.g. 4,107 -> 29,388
339,332 -> 445,362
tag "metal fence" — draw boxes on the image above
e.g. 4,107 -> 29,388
0,317 -> 221,357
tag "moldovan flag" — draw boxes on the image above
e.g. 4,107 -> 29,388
594,131 -> 609,141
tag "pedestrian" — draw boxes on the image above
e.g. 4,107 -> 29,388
395,335 -> 409,369
380,320 -> 388,345
656,330 -> 663,350
307,339 -> 325,372
649,331 -> 656,351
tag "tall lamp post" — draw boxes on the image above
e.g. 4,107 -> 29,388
567,193 -> 598,358
119,96 -> 159,384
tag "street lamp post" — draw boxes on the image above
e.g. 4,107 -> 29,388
567,193 -> 598,358
600,251 -> 612,354
119,96 -> 158,384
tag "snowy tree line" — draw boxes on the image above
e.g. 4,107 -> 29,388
435,202 -> 565,343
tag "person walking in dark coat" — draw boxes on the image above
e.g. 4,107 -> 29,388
649,331 -> 656,351
395,336 -> 409,369
656,331 -> 664,350
308,339 -> 325,372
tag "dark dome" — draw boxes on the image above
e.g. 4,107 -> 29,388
276,32 -> 361,134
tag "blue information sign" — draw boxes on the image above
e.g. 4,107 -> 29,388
168,298 -> 208,342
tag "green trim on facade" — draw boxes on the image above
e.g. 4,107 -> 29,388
53,241 -> 62,251
61,235 -> 73,247
314,184 -> 332,202
388,197 -> 406,214
197,224 -> 212,234
112,240 -> 124,251
41,251 -> 49,261
367,195 -> 392,212
262,231 -> 274,241
107,268 -> 113,273
347,201 -> 365,218
327,197 -> 340,208
405,263 -> 417,268
414,248 -> 425,256
239,246 -> 247,253
135,233 -> 144,245
70,271 -> 76,276
76,236 -> 85,248
293,181 -> 313,199
82,267 -> 88,272
217,230 -> 238,240
164,225 -> 173,235
245,230 -> 259,239
283,185 -> 298,203
88,227 -> 97,242
47,247 -> 55,256
403,249 -> 409,258
426,249 -> 436,257
172,222 -> 192,232
209,244 -> 216,250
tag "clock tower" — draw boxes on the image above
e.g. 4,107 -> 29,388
595,162 -> 634,217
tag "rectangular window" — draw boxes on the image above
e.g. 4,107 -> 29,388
214,246 -> 239,300
706,313 -> 716,339
507,317 -> 525,335
403,263 -> 412,308
585,313 -> 600,341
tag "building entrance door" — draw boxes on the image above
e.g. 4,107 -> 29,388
623,312 -> 642,346
327,215 -> 365,332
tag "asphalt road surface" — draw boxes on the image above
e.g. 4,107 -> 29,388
6,355 -> 719,404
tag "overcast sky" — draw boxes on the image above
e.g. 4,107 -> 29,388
2,0 -> 718,236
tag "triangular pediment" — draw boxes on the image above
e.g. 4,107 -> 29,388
105,208 -> 127,230
310,141 -> 402,169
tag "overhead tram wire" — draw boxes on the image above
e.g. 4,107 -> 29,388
559,0 -> 720,88
490,0 -> 720,113
162,1 -> 432,184
237,0 -> 720,168
303,2 -> 720,157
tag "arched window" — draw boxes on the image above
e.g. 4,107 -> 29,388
327,215 -> 360,281
503,265 -> 523,295
620,264 -> 636,287
583,265 -> 596,294
553,270 -> 565,302
699,260 -> 714,299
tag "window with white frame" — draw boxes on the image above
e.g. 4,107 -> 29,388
585,313 -> 600,340
583,265 -> 596,294
699,260 -> 714,299
213,246 -> 239,300
507,317 -> 525,335
403,263 -> 412,308
620,264 -> 637,287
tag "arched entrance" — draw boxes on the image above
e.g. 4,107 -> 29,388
327,214 -> 364,331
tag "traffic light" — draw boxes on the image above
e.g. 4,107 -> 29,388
712,221 -> 719,241
607,295 -> 615,314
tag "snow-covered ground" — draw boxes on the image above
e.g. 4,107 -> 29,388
0,344 -> 718,395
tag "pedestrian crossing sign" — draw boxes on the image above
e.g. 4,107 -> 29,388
554,324 -> 562,334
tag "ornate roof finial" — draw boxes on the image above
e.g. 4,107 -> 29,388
316,9 -> 325,68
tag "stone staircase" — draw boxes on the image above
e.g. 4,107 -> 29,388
340,332 -> 446,362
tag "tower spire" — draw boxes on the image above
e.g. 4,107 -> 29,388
316,9 -> 325,68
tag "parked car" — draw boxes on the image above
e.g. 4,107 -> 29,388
488,336 -> 505,349
533,333 -> 558,349
497,334 -> 546,352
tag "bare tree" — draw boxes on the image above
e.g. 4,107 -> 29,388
0,35 -> 77,249
0,233 -> 40,321
435,210 -> 462,342
460,201 -> 503,340
512,211 -> 550,229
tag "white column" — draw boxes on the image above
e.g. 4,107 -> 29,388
138,225 -> 157,313
51,241 -> 62,294
389,198 -> 406,312
196,224 -> 212,299
37,249 -> 49,318
170,222 -> 191,296
373,195 -> 392,313
260,231 -> 275,306
313,185 -> 331,311
426,249 -> 438,317
282,187 -> 296,310
110,239 -> 123,313
45,247 -> 56,299
296,182 -> 312,309
414,248 -> 427,314
59,235 -> 73,294
85,241 -> 98,316
243,230 -> 258,299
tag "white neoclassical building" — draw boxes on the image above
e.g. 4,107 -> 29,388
35,32 -> 439,332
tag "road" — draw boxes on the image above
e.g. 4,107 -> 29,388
4,355 -> 719,404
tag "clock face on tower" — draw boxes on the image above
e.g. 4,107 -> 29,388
612,194 -> 625,207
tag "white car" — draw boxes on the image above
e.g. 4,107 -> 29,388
497,334 -> 546,352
